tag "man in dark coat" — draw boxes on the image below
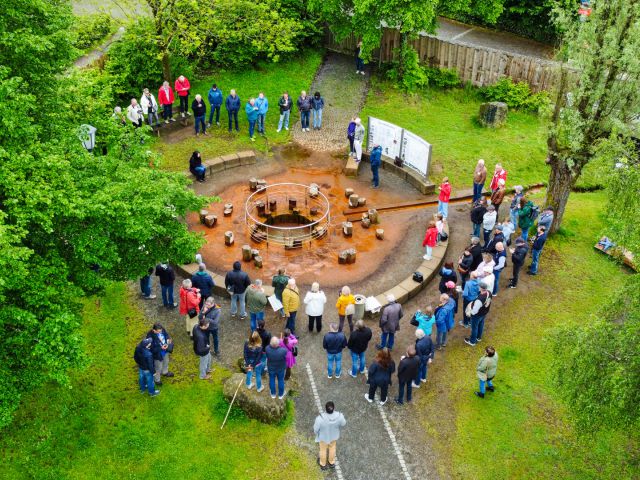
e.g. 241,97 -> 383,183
483,225 -> 505,255
508,237 -> 529,288
134,338 -> 160,396
377,294 -> 403,351
369,144 -> 382,188
468,237 -> 483,271
414,329 -> 435,387
347,320 -> 372,377
323,323 -> 348,379
470,199 -> 487,239
396,345 -> 420,405
224,261 -> 251,319
193,318 -> 212,380
155,262 -> 177,308
225,89 -> 241,132
146,323 -> 173,385
191,263 -> 215,308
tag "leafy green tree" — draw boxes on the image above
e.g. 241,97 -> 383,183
545,0 -> 640,232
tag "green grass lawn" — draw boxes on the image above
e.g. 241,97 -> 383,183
417,191 -> 639,479
154,51 -> 324,171
360,79 -> 603,190
0,283 -> 319,480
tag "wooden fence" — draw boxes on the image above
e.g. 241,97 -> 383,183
324,28 -> 560,92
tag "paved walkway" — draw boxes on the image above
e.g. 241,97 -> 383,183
74,27 -> 125,69
291,53 -> 370,153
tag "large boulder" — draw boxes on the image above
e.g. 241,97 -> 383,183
479,101 -> 508,128
222,373 -> 287,424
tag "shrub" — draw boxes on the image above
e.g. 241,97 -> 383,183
72,13 -> 114,51
482,77 -> 549,112
424,67 -> 460,89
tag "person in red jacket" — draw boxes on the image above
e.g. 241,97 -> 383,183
437,177 -> 452,220
175,75 -> 191,118
179,279 -> 201,335
489,164 -> 507,193
158,81 -> 176,124
422,220 -> 439,261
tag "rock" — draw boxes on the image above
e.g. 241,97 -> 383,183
342,221 -> 353,237
242,245 -> 252,262
479,101 -> 508,128
225,231 -> 234,246
346,248 -> 357,264
338,251 -> 348,264
368,209 -> 379,224
251,249 -> 260,259
223,373 -> 287,424
358,197 -> 367,207
204,214 -> 217,228
348,194 -> 359,208
345,188 -> 354,199
376,228 -> 384,240
254,256 -> 263,268
256,201 -> 266,216
249,178 -> 258,191
199,209 -> 209,224
257,179 -> 267,192
362,218 -> 371,228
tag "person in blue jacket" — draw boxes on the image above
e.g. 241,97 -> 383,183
369,144 -> 382,188
461,272 -> 479,328
527,225 -> 548,275
414,328 -> 435,387
191,263 -> 215,308
255,92 -> 269,134
245,98 -> 259,141
434,293 -> 454,349
134,338 -> 160,396
414,305 -> 435,336
225,89 -> 241,132
312,91 -> 324,130
207,83 -> 223,127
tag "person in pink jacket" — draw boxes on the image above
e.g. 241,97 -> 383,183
422,220 -> 439,261
280,329 -> 298,380
175,75 -> 191,118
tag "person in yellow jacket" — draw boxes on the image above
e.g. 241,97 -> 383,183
282,278 -> 300,334
336,286 -> 356,333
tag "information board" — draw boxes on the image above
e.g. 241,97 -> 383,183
401,129 -> 431,178
367,117 -> 402,159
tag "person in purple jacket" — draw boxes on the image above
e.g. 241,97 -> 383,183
347,117 -> 356,156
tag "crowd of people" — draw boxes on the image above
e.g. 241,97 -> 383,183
132,155 -> 552,471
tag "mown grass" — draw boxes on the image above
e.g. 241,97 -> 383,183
360,79 -> 603,190
417,191 -> 638,479
0,283 -> 320,480
154,51 -> 324,171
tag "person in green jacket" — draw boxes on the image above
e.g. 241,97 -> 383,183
245,279 -> 268,331
475,346 -> 498,398
272,268 -> 289,317
517,197 -> 535,242
245,98 -> 259,141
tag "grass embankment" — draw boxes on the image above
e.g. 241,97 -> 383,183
418,191 -> 638,479
155,51 -> 324,171
0,283 -> 319,480
360,79 -> 603,190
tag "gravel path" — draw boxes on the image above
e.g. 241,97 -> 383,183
291,53 -> 370,153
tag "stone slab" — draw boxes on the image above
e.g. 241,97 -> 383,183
345,157 -> 360,177
398,276 -> 425,299
236,150 -> 257,166
222,153 -> 241,168
175,263 -> 199,277
206,157 -> 226,175
383,284 -> 409,304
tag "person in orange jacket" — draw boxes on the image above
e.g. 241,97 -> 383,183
422,220 -> 438,261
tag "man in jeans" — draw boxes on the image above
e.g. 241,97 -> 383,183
464,282 -> 492,346
225,89 -> 241,132
245,279 -> 268,331
207,83 -> 223,126
139,267 -> 156,299
255,92 -> 269,134
323,323 -> 347,379
155,262 -> 177,308
377,294 -> 403,350
528,225 -> 548,275
313,401 -> 346,471
193,318 -> 212,380
192,94 -> 207,136
134,338 -> 160,396
147,323 -> 174,385
224,261 -> 251,319
296,91 -> 313,132
347,320 -> 372,377
277,91 -> 292,132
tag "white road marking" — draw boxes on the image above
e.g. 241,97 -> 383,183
306,363 -> 345,480
451,27 -> 474,42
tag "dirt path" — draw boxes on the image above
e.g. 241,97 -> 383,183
74,27 -> 125,69
291,53 -> 369,152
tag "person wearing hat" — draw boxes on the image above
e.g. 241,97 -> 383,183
464,282 -> 492,346
134,338 -> 160,396
490,179 -> 506,217
482,205 -> 497,246
369,143 -> 382,188
492,242 -> 507,295
483,224 -> 505,255
508,237 -> 529,289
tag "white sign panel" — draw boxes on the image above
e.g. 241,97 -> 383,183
401,129 -> 431,178
367,117 -> 402,159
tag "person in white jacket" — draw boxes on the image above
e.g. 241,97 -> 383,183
140,88 -> 160,127
126,98 -> 144,128
304,282 -> 327,333
482,204 -> 497,246
353,117 -> 365,162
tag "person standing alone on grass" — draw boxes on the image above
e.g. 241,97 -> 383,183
304,282 -> 327,333
396,345 -> 420,405
527,226 -> 548,276
464,282 -> 492,347
272,268 -> 289,318
508,237 -> 529,289
134,338 -> 160,396
225,261 -> 251,319
282,278 -> 300,334
266,336 -> 288,399
244,331 -> 264,392
312,91 -> 324,130
422,220 -> 438,260
155,262 -> 177,309
314,401 -> 346,471
193,317 -> 212,380
277,91 -> 291,132
147,323 -> 173,386
472,159 -> 487,203
324,322 -> 348,379
365,349 -> 395,405
476,346 -> 498,398
207,83 -> 223,127
192,94 -> 207,136
255,92 -> 268,135
353,118 -> 365,162
348,320 -> 372,377
370,143 -> 382,188
158,81 -> 176,123
175,75 -> 191,118
297,91 -> 313,132
438,177 -> 451,220
225,89 -> 241,132
191,263 -> 215,308
377,294 -> 403,350
245,279 -> 268,331
245,98 -> 259,141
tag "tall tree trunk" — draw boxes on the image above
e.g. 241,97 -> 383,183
161,50 -> 172,83
545,158 -> 576,234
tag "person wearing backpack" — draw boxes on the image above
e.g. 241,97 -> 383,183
464,282 -> 492,346
517,197 -> 538,241
508,237 -> 529,289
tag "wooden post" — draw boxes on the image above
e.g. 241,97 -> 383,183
199,209 -> 209,224
242,245 -> 252,262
